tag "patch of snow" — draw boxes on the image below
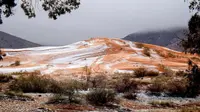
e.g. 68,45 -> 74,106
51,45 -> 107,64
0,65 -> 47,74
66,57 -> 98,68
114,69 -> 134,74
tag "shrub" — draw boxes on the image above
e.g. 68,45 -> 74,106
135,42 -> 144,48
86,89 -> 116,106
181,106 -> 200,112
89,75 -> 107,88
149,101 -> 176,108
148,76 -> 189,97
114,75 -> 138,93
143,47 -> 151,57
134,68 -> 159,77
9,75 -> 62,93
166,78 -> 189,97
123,92 -> 137,100
10,61 -> 20,66
134,67 -> 147,78
47,94 -> 66,104
4,91 -> 33,100
176,71 -> 188,77
47,94 -> 81,104
0,74 -> 13,83
145,70 -> 159,77
167,52 -> 176,58
148,76 -> 170,94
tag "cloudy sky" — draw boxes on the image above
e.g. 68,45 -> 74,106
0,0 -> 192,45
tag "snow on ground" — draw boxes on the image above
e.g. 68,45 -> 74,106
51,45 -> 107,64
66,57 -> 98,68
0,65 -> 47,74
114,69 -> 134,74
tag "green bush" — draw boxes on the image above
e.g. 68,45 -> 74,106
86,89 -> 116,106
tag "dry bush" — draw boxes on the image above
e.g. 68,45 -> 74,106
135,42 -> 144,48
181,106 -> 200,112
191,57 -> 200,62
148,76 -> 170,93
123,92 -> 137,100
89,75 -> 107,88
134,67 -> 159,77
86,89 -> 116,106
143,47 -> 151,57
9,75 -> 63,93
4,91 -> 33,100
176,71 -> 188,77
148,76 -> 189,97
166,78 -> 189,97
149,100 -> 177,108
10,61 -> 20,66
0,74 -> 13,83
114,74 -> 138,93
167,52 -> 176,58
134,67 -> 147,78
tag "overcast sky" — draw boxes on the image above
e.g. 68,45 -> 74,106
0,0 -> 192,45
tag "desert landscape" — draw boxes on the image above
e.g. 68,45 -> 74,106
0,38 -> 200,112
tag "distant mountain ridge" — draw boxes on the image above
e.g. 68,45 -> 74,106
0,31 -> 40,48
123,28 -> 187,51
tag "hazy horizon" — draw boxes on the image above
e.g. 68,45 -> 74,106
0,0 -> 192,45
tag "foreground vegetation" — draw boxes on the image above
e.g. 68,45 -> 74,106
0,61 -> 200,111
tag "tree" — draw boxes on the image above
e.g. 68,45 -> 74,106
0,0 -> 81,24
188,0 -> 200,12
181,13 -> 200,54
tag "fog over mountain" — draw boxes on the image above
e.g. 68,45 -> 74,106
0,0 -> 191,45
123,28 -> 187,51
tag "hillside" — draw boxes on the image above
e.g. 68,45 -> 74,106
123,28 -> 187,51
0,31 -> 40,48
0,38 -> 199,80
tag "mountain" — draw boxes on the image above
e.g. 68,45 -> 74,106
123,28 -> 187,51
0,38 -> 199,78
0,31 -> 40,48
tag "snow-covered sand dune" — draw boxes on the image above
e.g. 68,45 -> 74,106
0,38 -> 199,78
